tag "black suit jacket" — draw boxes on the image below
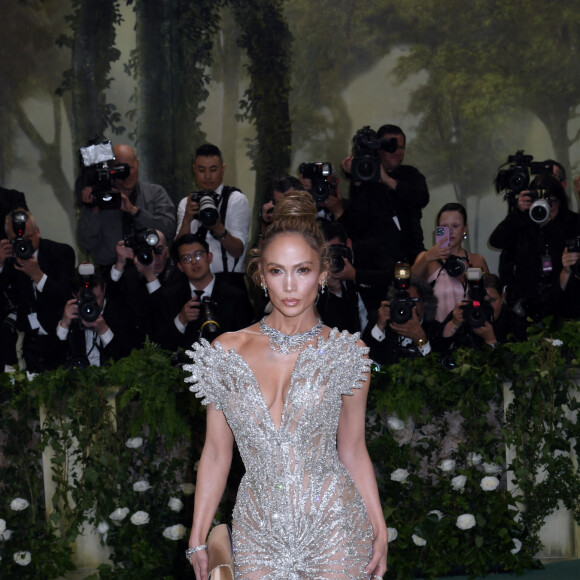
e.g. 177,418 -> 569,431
149,276 -> 255,351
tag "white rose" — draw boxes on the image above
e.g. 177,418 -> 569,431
14,551 -> 32,566
456,513 -> 476,530
412,534 -> 427,546
97,521 -> 110,535
428,510 -> 444,521
387,527 -> 398,542
480,476 -> 500,491
163,524 -> 186,540
10,498 -> 30,511
0,519 -> 5,535
133,480 -> 151,492
181,483 -> 196,495
451,475 -> 467,491
511,538 -> 522,554
168,497 -> 184,512
387,416 -> 405,431
130,511 -> 150,526
438,459 -> 456,472
109,507 -> 130,521
483,462 -> 501,475
125,437 -> 143,449
390,468 -> 409,483
467,452 -> 482,466
0,529 -> 13,541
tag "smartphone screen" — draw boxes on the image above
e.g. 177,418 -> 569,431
435,226 -> 450,248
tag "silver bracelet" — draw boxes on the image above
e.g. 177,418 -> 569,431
185,544 -> 207,563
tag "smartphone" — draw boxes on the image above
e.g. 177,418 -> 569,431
435,226 -> 450,249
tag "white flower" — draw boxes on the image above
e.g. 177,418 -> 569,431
483,462 -> 502,475
451,475 -> 467,491
467,452 -> 482,466
130,511 -> 150,526
511,538 -> 522,554
14,551 -> 31,566
181,483 -> 196,496
456,513 -> 476,530
194,460 -> 200,471
133,480 -> 151,492
546,338 -> 563,347
387,416 -> 405,431
109,507 -> 130,521
0,529 -> 13,541
10,498 -> 30,511
438,459 -> 456,472
125,437 -> 143,449
0,519 -> 5,535
97,521 -> 110,535
480,476 -> 500,491
386,527 -> 398,542
168,497 -> 184,512
163,524 -> 186,540
428,510 -> 444,521
412,534 -> 427,546
390,468 -> 409,483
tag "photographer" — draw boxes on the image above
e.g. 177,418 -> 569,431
148,234 -> 254,351
298,163 -> 345,222
362,275 -> 443,366
316,221 -> 393,334
259,175 -> 305,234
57,266 -> 133,367
489,174 -> 579,338
339,124 -> 429,264
77,144 -> 176,266
175,144 -> 250,290
0,209 -> 75,372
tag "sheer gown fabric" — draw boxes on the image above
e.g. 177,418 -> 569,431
185,329 -> 374,579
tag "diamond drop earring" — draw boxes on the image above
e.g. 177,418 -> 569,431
261,281 -> 268,298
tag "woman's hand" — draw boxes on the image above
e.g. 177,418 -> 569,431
425,238 -> 450,263
366,533 -> 388,579
189,548 -> 209,580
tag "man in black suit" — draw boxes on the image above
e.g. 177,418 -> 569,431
0,209 -> 75,372
149,234 -> 254,351
316,221 -> 393,334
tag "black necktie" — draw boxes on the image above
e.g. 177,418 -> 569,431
194,289 -> 204,301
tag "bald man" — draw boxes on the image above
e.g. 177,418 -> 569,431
77,144 -> 176,266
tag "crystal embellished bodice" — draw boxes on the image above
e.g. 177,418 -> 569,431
186,329 -> 374,579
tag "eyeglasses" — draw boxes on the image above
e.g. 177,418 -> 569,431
179,250 -> 206,263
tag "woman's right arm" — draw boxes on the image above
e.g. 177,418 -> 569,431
188,404 -> 234,580
411,241 -> 449,279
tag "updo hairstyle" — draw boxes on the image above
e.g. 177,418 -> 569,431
248,190 -> 331,287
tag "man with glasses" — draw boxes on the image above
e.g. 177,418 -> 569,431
149,234 -> 253,351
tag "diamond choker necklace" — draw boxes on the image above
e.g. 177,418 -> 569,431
259,317 -> 323,354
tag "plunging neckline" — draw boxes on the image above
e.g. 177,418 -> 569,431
217,337 -> 325,433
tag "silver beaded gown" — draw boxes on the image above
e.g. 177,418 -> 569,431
185,329 -> 374,579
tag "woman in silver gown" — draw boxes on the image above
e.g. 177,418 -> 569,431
186,191 -> 388,579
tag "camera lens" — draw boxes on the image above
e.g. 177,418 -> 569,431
529,199 -> 550,224
12,239 -> 34,260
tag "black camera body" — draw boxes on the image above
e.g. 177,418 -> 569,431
10,210 -> 34,260
442,254 -> 469,278
566,236 -> 580,278
77,263 -> 101,323
462,269 -> 493,330
124,228 -> 160,266
330,243 -> 353,273
390,290 -> 415,324
199,296 -> 221,340
79,139 -> 130,210
351,126 -> 398,182
299,162 -> 335,203
191,190 -> 220,227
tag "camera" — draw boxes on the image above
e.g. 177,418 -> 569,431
191,190 -> 220,227
495,150 -> 552,206
10,210 -> 34,260
330,243 -> 353,273
299,162 -> 336,203
124,228 -> 160,266
442,254 -> 469,278
390,262 -> 415,324
462,268 -> 493,330
199,296 -> 221,340
350,126 -> 398,182
77,263 -> 101,323
566,236 -> 580,278
79,138 -> 130,210
525,189 -> 552,224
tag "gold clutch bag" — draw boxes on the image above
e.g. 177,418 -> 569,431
207,524 -> 234,580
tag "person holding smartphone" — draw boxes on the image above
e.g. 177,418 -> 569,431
411,202 -> 488,322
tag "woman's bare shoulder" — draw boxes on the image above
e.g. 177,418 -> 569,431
212,322 -> 262,351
